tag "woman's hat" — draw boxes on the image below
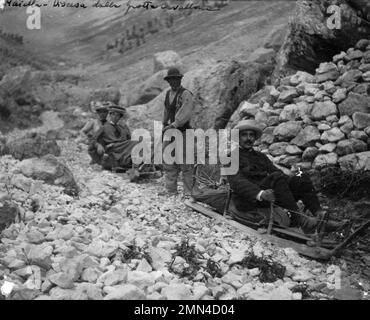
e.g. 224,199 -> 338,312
164,67 -> 183,81
233,119 -> 263,139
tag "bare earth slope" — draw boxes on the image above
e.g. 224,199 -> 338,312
0,1 -> 294,93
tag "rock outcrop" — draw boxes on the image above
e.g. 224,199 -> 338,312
15,155 -> 79,196
2,132 -> 61,160
127,70 -> 168,106
273,0 -> 370,78
128,60 -> 272,130
153,50 -> 183,73
231,39 -> 370,172
0,201 -> 20,233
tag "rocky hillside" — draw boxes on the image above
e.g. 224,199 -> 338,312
273,0 -> 370,78
0,138 -> 368,300
231,39 -> 370,177
1,0 -> 370,301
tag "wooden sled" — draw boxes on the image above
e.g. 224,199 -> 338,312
184,199 -> 370,261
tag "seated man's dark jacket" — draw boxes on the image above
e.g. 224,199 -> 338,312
227,147 -> 283,212
97,121 -> 131,148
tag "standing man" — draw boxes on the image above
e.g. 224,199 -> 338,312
162,67 -> 194,197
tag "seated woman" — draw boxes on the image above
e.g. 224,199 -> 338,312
79,101 -> 108,164
95,104 -> 136,170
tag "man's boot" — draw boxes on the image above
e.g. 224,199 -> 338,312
298,214 -> 347,234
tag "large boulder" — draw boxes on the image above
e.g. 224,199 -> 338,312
338,92 -> 370,116
15,155 -> 79,196
291,125 -> 321,147
127,70 -> 168,105
321,127 -> 345,143
0,66 -> 89,132
315,63 -> 340,83
129,60 -> 272,130
273,0 -> 370,78
153,50 -> 183,73
0,201 -> 20,232
336,138 -> 367,156
273,121 -> 302,141
313,152 -> 338,169
0,66 -> 32,96
339,151 -> 370,171
311,101 -> 337,120
2,133 -> 61,160
279,101 -> 312,122
263,24 -> 289,51
248,85 -> 280,105
277,87 -> 299,103
352,112 -> 370,129
269,142 -> 290,156
87,87 -> 121,105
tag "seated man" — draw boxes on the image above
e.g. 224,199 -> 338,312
81,102 -> 109,165
227,119 -> 344,234
95,104 -> 133,170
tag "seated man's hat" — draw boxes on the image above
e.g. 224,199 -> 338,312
164,67 -> 183,81
234,119 -> 263,139
108,104 -> 127,116
91,101 -> 108,112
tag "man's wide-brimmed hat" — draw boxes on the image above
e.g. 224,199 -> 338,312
108,104 -> 127,116
234,119 -> 263,139
91,101 -> 108,112
164,67 -> 183,81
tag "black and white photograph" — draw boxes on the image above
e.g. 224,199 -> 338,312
0,0 -> 370,305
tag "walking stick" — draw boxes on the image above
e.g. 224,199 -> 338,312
223,188 -> 232,217
315,210 -> 330,247
267,202 -> 274,235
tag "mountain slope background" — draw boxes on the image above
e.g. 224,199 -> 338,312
0,1 -> 294,96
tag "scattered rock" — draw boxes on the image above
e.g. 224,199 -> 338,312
352,112 -> 370,129
336,139 -> 367,156
321,128 -> 345,143
273,121 -> 302,141
161,284 -> 193,300
311,101 -> 337,120
104,284 -> 146,300
291,126 -> 320,147
338,93 -> 370,116
278,87 -> 299,103
15,155 -> 79,196
2,133 -> 61,160
313,153 -> 338,169
339,151 -> 370,171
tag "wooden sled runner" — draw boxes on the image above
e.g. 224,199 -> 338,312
188,164 -> 370,260
184,199 -> 370,261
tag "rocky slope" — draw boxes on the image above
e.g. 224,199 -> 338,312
0,137 -> 368,300
1,1 -> 370,301
231,39 -> 370,176
273,0 -> 370,78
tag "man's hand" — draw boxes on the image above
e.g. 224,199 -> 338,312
106,143 -> 115,149
96,143 -> 105,155
219,176 -> 228,186
261,189 -> 275,202
163,124 -> 174,132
